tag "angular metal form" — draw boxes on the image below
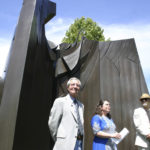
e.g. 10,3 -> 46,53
0,77 -> 4,104
55,38 -> 148,150
0,0 -> 148,150
0,0 -> 56,150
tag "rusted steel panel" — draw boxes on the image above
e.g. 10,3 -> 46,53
99,39 -> 148,150
0,0 -> 56,150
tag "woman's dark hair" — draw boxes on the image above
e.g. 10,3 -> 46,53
95,99 -> 111,119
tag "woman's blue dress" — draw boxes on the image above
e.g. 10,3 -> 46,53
91,115 -> 117,150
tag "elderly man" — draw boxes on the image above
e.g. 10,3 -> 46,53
48,77 -> 84,150
133,93 -> 150,150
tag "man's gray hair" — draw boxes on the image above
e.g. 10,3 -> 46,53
67,77 -> 81,87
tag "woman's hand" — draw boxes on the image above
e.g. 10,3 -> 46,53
111,132 -> 121,139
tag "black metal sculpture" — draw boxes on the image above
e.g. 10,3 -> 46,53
0,0 -> 56,150
0,0 -> 148,150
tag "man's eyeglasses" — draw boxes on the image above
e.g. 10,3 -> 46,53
140,98 -> 150,102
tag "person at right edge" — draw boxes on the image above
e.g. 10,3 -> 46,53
91,99 -> 121,150
133,93 -> 150,150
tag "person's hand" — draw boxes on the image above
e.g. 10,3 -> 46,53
111,132 -> 121,139
146,133 -> 150,139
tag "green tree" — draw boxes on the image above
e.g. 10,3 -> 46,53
62,17 -> 106,44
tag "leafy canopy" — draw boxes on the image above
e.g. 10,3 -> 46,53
62,17 -> 106,44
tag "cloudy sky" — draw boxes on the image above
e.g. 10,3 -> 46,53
0,0 -> 150,92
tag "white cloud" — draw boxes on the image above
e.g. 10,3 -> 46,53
45,18 -> 74,45
0,38 -> 10,77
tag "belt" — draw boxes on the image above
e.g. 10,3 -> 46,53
76,134 -> 83,140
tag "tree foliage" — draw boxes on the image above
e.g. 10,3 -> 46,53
62,17 -> 106,44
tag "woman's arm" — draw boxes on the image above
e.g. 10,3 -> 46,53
96,131 -> 121,139
91,115 -> 121,139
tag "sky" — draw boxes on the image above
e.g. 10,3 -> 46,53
0,0 -> 150,92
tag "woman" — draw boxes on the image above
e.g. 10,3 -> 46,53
91,100 -> 121,150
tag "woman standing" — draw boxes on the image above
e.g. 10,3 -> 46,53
91,100 -> 121,150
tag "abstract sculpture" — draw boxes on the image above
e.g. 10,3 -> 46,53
0,0 -> 148,150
